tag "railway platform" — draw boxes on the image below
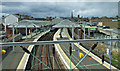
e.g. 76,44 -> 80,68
1,30 -> 50,70
54,28 -> 118,71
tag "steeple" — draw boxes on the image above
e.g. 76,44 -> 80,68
71,11 -> 73,18
78,14 -> 80,18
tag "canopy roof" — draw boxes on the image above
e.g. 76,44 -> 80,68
51,18 -> 63,25
8,20 -> 51,28
53,19 -> 81,28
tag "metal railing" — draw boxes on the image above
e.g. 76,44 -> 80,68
0,39 -> 120,47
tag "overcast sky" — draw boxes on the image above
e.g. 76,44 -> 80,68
0,2 -> 118,18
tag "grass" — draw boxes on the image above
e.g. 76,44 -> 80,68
81,42 -> 120,69
105,56 -> 120,69
112,55 -> 120,62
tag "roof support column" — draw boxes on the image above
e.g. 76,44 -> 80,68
12,25 -> 15,51
26,25 -> 27,40
84,22 -> 86,39
72,24 -> 74,49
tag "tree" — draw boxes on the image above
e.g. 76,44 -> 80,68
116,15 -> 119,18
118,19 -> 120,29
118,18 -> 120,29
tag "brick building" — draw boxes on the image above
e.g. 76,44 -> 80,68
90,17 -> 118,28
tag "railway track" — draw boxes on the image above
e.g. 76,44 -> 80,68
26,28 -> 63,70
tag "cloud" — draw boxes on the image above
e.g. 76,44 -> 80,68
1,2 -> 118,18
2,0 -> 120,2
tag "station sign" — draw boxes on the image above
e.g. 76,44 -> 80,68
88,28 -> 96,31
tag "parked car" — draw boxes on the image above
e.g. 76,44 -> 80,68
103,26 -> 110,29
97,25 -> 103,27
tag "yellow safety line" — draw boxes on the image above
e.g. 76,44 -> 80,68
65,28 -> 111,69
74,43 -> 110,69
17,30 -> 50,70
56,44 -> 78,69
54,29 -> 78,69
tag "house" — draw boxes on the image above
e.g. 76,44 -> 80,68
4,13 -> 34,25
4,13 -> 34,34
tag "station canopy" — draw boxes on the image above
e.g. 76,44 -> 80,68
51,18 -> 63,25
8,20 -> 39,28
28,20 -> 52,26
8,20 -> 51,28
53,19 -> 81,28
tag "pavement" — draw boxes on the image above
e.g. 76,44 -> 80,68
1,30 -> 49,70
